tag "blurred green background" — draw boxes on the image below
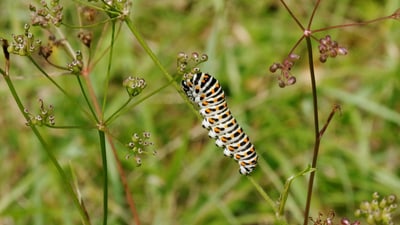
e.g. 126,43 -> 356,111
0,0 -> 399,224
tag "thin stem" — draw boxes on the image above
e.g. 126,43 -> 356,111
104,98 -> 132,125
105,79 -> 175,125
102,21 -> 116,118
123,17 -> 206,120
81,68 -> 103,124
288,35 -> 305,55
76,75 -> 100,123
279,0 -> 305,31
28,56 -> 70,96
123,19 -> 174,82
1,69 -> 91,225
303,36 -> 320,225
46,124 -> 95,129
311,15 -> 393,33
99,131 -> 108,225
307,0 -> 321,29
28,57 -> 94,122
319,104 -> 341,138
248,177 -> 277,215
106,134 -> 141,225
43,57 -> 70,70
55,26 -> 76,59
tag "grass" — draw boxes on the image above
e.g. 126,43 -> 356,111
0,0 -> 399,224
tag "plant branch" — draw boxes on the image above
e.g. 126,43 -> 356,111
307,0 -> 321,29
105,79 -> 175,125
1,63 -> 91,225
279,0 -> 305,31
319,104 -> 341,138
101,20 -> 117,117
303,36 -> 320,225
76,75 -> 100,123
311,15 -> 393,33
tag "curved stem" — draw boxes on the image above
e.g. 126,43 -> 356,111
303,36 -> 320,225
1,68 -> 91,225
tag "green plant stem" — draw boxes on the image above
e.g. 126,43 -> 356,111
55,26 -> 76,59
28,56 -> 95,122
76,75 -> 100,123
28,56 -> 69,96
123,18 -> 175,83
102,21 -> 116,116
106,134 -> 141,225
99,131 -> 108,225
104,98 -> 132,125
105,79 -> 175,125
303,36 -> 320,225
124,18 -> 203,120
1,69 -> 91,225
248,177 -> 277,214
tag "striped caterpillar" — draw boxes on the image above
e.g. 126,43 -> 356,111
181,72 -> 258,175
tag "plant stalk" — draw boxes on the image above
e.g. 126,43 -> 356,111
303,36 -> 321,225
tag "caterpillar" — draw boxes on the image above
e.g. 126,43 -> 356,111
181,72 -> 258,175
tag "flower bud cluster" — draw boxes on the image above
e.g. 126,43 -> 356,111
29,0 -> 63,27
67,51 -> 83,74
269,53 -> 299,88
7,24 -> 41,56
123,76 -> 147,98
103,0 -> 132,20
25,99 -> 55,127
126,132 -> 155,166
318,35 -> 348,63
355,192 -> 397,225
177,52 -> 208,75
77,31 -> 93,48
310,211 -> 360,225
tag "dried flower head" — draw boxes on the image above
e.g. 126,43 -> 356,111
126,131 -> 155,166
7,24 -> 42,56
77,31 -> 93,48
25,99 -> 55,127
318,35 -> 348,63
81,6 -> 98,22
29,0 -> 63,28
310,211 -> 360,225
269,53 -> 299,88
123,76 -> 147,98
